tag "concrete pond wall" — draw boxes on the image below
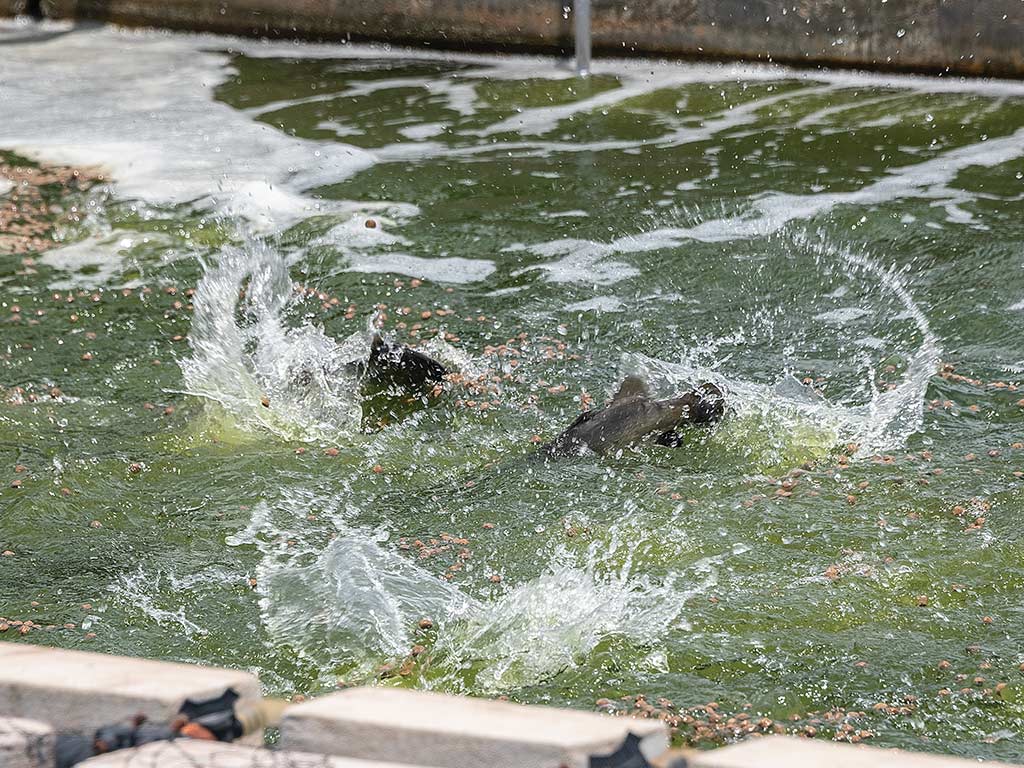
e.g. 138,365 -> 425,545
1,0 -> 1022,78
0,645 -> 1021,768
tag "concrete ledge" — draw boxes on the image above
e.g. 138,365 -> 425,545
690,736 -> 1011,768
0,716 -> 55,768
80,740 -> 438,767
0,646 -> 1019,768
13,0 -> 1024,78
279,687 -> 667,768
0,644 -> 260,736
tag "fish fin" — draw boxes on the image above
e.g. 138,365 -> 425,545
540,409 -> 597,458
610,375 -> 650,403
567,409 -> 597,428
399,345 -> 448,383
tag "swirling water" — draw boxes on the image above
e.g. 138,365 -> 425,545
3,19 -> 1024,760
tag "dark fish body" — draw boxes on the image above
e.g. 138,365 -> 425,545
543,376 -> 724,457
364,333 -> 447,393
289,333 -> 447,426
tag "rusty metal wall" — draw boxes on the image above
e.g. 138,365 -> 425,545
4,0 -> 1023,77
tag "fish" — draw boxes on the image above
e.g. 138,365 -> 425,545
285,332 -> 447,423
353,332 -> 449,427
362,332 -> 447,394
286,332 -> 447,392
542,375 -> 725,457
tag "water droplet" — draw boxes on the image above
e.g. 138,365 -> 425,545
896,28 -> 906,38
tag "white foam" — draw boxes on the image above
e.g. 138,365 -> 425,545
513,127 -> 1024,286
343,253 -> 496,283
475,70 -> 711,136
814,306 -> 870,324
305,209 -> 497,284
112,567 -> 208,637
220,31 -> 1024,104
248,71 -> 479,127
465,62 -> 1024,140
315,119 -> 364,138
398,122 -> 448,140
510,239 -> 639,285
542,209 -> 589,218
177,33 -> 1024,189
564,296 -> 625,313
6,20 -> 1020,234
0,25 -> 377,231
39,232 -> 173,289
312,214 -> 414,250
0,179 -> 12,197
794,93 -> 907,128
222,181 -> 356,233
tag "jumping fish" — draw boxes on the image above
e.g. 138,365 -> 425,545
542,375 -> 725,457
363,332 -> 447,393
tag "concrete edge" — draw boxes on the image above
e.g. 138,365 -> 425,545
1,1 -> 1022,78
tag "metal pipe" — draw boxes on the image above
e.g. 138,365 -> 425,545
574,0 -> 591,76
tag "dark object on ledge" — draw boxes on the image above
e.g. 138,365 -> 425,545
54,688 -> 287,768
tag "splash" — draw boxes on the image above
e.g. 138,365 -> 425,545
226,496 -> 472,671
179,234 -> 366,442
622,233 -> 940,463
430,540 -> 717,694
111,567 -> 214,638
803,233 -> 941,455
223,490 -> 714,692
257,535 -> 472,664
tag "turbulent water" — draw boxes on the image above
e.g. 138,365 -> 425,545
3,18 -> 1024,761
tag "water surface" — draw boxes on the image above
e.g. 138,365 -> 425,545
2,21 -> 1024,760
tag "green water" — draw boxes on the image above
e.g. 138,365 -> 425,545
3,28 -> 1024,760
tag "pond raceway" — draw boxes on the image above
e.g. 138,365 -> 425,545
3,17 -> 1024,763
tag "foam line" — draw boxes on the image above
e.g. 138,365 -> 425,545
512,126 -> 1024,285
